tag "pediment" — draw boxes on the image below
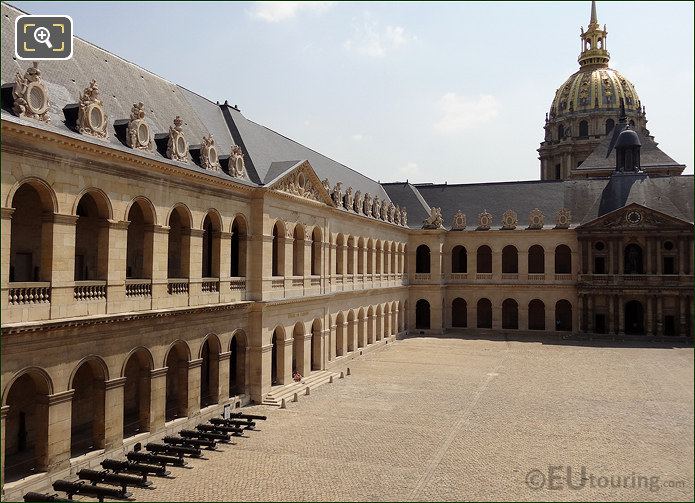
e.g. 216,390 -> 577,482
578,203 -> 693,231
267,160 -> 333,205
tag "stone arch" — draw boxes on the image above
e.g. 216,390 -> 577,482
367,238 -> 374,274
336,233 -> 345,275
271,326 -> 286,385
167,204 -> 193,279
476,245 -> 492,273
554,244 -> 572,274
6,177 -> 58,213
416,244 -> 431,273
165,340 -> 190,421
310,227 -> 322,276
229,329 -> 248,396
502,245 -> 518,274
357,236 -> 365,274
375,304 -> 383,341
125,197 -> 157,279
415,299 -> 430,329
555,299 -> 573,331
528,299 -> 546,330
70,358 -> 108,457
230,214 -> 248,277
452,245 -> 467,273
364,306 -> 373,346
2,368 -> 53,482
200,334 -> 221,408
122,348 -> 153,438
71,187 -> 113,219
292,321 -> 306,376
502,298 -> 519,329
353,308 -> 362,350
528,245 -> 545,274
124,196 -> 157,226
293,224 -> 305,276
272,220 -> 285,276
311,318 -> 322,371
202,210 -> 222,278
336,311 -> 346,357
452,298 -> 467,327
477,298 -> 493,328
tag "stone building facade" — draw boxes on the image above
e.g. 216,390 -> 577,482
0,1 -> 692,500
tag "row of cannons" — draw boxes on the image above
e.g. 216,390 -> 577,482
23,411 -> 267,502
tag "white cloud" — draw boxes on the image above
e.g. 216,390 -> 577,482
344,16 -> 412,58
351,133 -> 366,141
251,1 -> 334,23
433,93 -> 500,134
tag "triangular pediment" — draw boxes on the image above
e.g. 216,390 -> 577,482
266,160 -> 333,205
578,203 -> 693,231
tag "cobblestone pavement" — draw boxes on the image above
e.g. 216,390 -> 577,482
128,337 -> 693,501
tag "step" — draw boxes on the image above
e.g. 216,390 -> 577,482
262,370 -> 341,406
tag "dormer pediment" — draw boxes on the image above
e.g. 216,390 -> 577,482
266,160 -> 333,205
578,203 -> 693,231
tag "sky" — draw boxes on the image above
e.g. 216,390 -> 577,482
10,1 -> 695,184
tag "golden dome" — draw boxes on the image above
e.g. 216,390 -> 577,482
550,67 -> 641,119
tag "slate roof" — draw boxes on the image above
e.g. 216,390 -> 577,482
381,182 -> 433,225
0,3 -> 391,201
579,120 -> 684,172
384,175 -> 693,229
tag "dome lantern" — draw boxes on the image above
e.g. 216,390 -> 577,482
578,1 -> 609,69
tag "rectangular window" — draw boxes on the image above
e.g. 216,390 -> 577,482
594,256 -> 605,274
663,257 -> 675,275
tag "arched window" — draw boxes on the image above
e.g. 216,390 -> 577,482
4,371 -> 51,482
311,227 -> 322,276
502,245 -> 518,274
292,322 -> 305,374
200,336 -> 220,408
74,192 -> 110,281
528,245 -> 545,274
311,319 -> 322,371
357,237 -> 365,274
229,331 -> 247,396
271,221 -> 283,276
476,245 -> 492,273
624,243 -> 644,274
376,241 -> 383,274
71,360 -> 106,457
347,236 -> 355,274
477,298 -> 492,328
126,199 -> 155,279
605,119 -> 615,134
416,245 -> 431,273
165,342 -> 189,421
335,312 -> 345,357
168,206 -> 191,279
123,350 -> 152,438
528,300 -> 545,330
555,300 -> 572,331
271,327 -> 284,385
367,239 -> 374,274
230,216 -> 247,277
554,245 -> 572,274
579,120 -> 589,138
502,299 -> 519,329
451,245 -> 467,273
415,299 -> 430,329
452,298 -> 467,327
293,225 -> 304,276
336,234 -> 344,275
201,212 -> 221,278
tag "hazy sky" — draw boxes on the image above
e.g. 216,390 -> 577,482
11,1 -> 695,184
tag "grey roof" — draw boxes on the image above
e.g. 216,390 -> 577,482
1,2 -> 390,201
579,121 -> 684,171
381,182 -> 432,226
384,175 -> 693,229
221,104 -> 390,200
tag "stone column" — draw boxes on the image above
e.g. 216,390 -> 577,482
0,208 -> 13,311
432,242 -> 443,282
321,328 -> 330,369
151,225 -> 169,302
519,249 -> 528,278
218,351 -> 231,403
679,295 -> 687,336
645,238 -> 653,275
250,344 -> 269,403
587,296 -> 594,333
284,237 -> 294,281
368,314 -> 376,344
188,229 -> 204,301
48,214 -> 79,317
618,296 -> 625,335
646,296 -> 654,336
656,239 -> 663,275
608,295 -> 615,334
579,294 -> 587,332
339,321 -> 348,356
303,235 -> 313,278
618,238 -> 625,274
148,368 -> 168,432
104,377 -> 126,450
678,238 -> 686,275
187,358 -> 203,418
656,296 -> 664,335
580,239 -> 589,274
283,339 -> 294,383
45,390 -> 73,473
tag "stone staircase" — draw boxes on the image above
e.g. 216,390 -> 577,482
262,370 -> 342,406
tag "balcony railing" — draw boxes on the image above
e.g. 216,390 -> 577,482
554,274 -> 574,281
74,280 -> 107,301
230,278 -> 246,291
167,279 -> 189,295
527,274 -> 545,282
8,282 -> 51,305
501,273 -> 519,280
271,278 -> 284,289
201,279 -> 220,293
413,273 -> 431,281
125,279 -> 152,297
475,273 -> 493,280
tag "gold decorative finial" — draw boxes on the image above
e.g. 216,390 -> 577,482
578,1 -> 609,69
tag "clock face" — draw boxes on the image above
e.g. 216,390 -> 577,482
626,211 -> 642,224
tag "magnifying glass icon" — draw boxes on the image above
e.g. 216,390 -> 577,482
34,27 -> 52,49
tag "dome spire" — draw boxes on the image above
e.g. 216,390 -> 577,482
578,1 -> 609,69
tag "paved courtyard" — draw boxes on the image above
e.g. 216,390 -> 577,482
129,336 -> 694,501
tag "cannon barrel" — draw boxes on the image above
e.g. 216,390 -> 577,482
146,441 -> 202,458
228,412 -> 267,421
180,428 -> 230,442
163,435 -> 216,450
127,450 -> 187,467
23,492 -> 71,502
102,458 -> 170,478
53,479 -> 132,502
198,423 -> 245,436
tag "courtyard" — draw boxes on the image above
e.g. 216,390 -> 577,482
128,335 -> 693,502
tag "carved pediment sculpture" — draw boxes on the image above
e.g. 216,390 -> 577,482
387,203 -> 396,223
229,145 -> 246,178
555,208 -> 571,229
451,210 -> 466,230
200,135 -> 221,171
422,207 -> 444,229
477,210 -> 493,230
12,62 -> 50,122
363,193 -> 372,216
380,201 -> 389,221
321,178 -> 331,193
501,209 -> 518,230
126,102 -> 154,151
166,116 -> 188,162
77,79 -> 107,139
394,205 -> 401,225
343,187 -> 354,211
276,167 -> 322,202
372,196 -> 382,219
401,208 -> 408,226
354,191 -> 362,214
528,208 -> 544,229
331,182 -> 343,208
